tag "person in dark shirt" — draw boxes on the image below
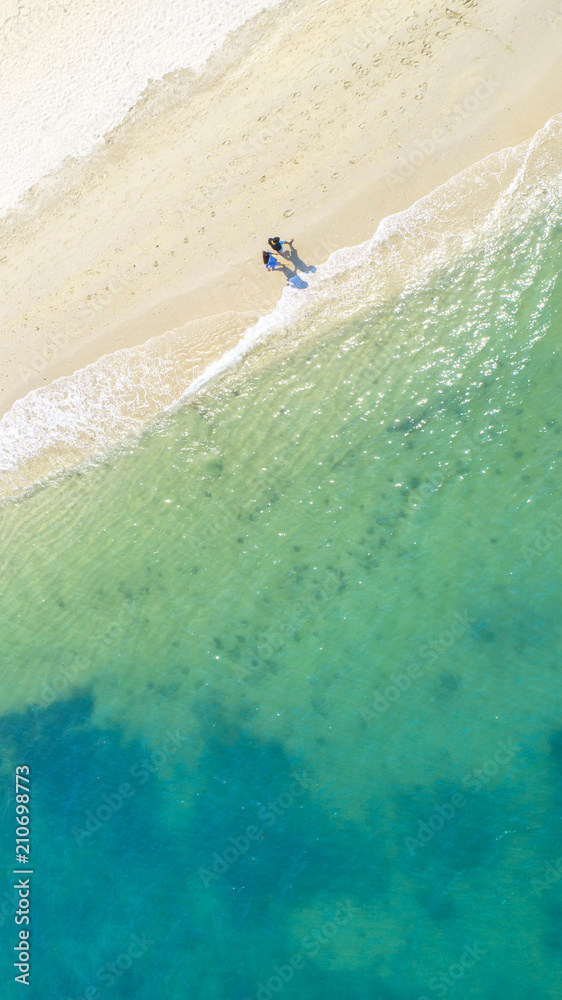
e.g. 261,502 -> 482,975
267,236 -> 293,256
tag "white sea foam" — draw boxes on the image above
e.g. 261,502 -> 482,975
0,113 -> 561,500
174,112 -> 562,400
0,0 -> 280,217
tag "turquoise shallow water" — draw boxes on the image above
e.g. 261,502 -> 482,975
0,138 -> 561,999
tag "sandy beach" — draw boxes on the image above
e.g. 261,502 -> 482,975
0,0 -> 561,419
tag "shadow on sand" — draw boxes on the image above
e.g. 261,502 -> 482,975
274,261 -> 309,289
282,244 -> 317,274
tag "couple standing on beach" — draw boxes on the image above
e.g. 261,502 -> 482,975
262,236 -> 294,271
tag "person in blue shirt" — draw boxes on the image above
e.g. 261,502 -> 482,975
262,250 -> 284,270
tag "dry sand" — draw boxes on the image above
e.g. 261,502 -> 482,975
1,0 -> 561,419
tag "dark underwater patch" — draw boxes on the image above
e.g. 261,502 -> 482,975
186,712 -> 388,923
0,692 -> 187,999
398,782 -> 507,880
547,729 -> 562,770
542,898 -> 562,952
0,690 -> 403,998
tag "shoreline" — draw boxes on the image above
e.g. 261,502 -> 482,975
1,0 -> 561,422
